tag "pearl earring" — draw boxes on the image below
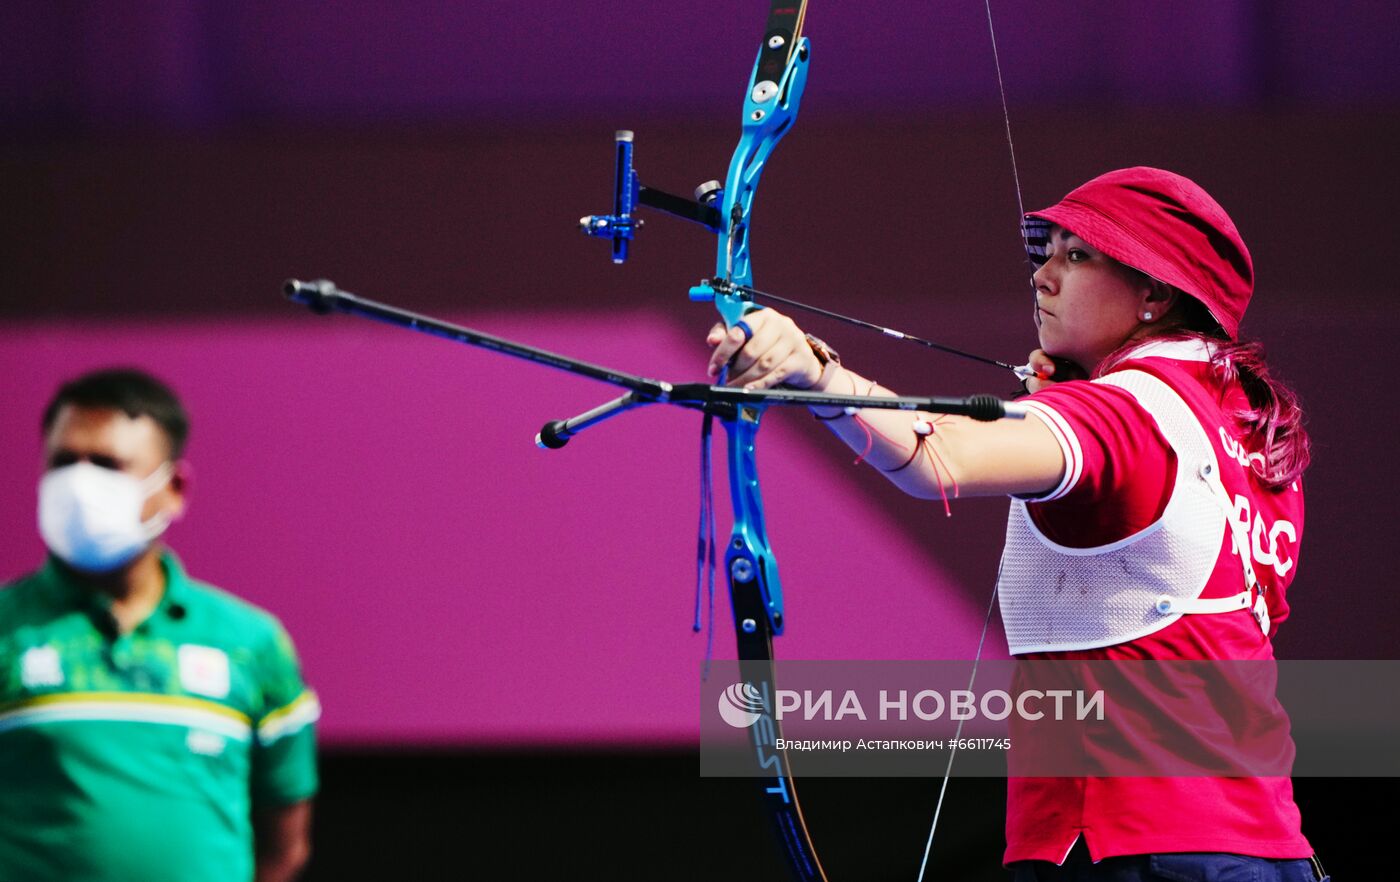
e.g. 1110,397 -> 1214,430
1142,311 -> 1153,321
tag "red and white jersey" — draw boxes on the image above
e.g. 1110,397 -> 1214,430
997,337 -> 1311,864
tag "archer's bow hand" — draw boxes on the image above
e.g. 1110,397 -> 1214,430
705,309 -> 825,391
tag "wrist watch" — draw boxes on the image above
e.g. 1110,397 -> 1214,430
804,333 -> 840,367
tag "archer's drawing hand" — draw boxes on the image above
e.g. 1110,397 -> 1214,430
1022,349 -> 1089,393
705,308 -> 823,390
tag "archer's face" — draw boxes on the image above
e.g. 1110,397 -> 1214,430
1031,226 -> 1151,373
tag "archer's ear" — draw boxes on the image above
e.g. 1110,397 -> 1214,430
1143,278 -> 1180,312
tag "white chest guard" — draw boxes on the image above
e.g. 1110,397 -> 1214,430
997,368 -> 1263,654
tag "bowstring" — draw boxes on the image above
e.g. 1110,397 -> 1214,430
984,0 -> 1027,225
915,2 -> 1025,879
915,567 -> 1002,882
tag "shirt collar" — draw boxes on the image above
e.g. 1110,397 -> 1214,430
39,548 -> 191,620
1119,336 -> 1217,363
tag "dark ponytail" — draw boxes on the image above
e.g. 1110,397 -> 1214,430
1101,294 -> 1311,492
1206,338 -> 1310,491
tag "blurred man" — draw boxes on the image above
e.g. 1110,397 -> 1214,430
0,368 -> 318,882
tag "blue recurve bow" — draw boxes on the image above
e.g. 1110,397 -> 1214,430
698,4 -> 825,876
582,2 -> 830,878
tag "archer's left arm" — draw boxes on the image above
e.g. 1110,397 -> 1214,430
707,309 -> 1067,499
810,363 -> 1066,499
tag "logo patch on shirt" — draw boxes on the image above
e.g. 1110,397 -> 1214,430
178,644 -> 231,698
186,730 -> 227,756
20,646 -> 64,688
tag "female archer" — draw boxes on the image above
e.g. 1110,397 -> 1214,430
705,167 -> 1327,880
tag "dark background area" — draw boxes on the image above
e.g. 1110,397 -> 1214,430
303,751 -> 1380,879
5,2 -> 1398,878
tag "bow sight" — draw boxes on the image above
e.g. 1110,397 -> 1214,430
577,130 -> 724,263
579,2 -> 809,332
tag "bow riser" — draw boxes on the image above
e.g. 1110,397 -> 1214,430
712,22 -> 811,641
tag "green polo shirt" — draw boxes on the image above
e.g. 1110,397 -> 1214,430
0,551 -> 318,882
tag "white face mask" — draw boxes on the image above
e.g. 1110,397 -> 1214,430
38,461 -> 174,573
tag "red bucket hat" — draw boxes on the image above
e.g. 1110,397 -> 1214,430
1021,167 -> 1253,340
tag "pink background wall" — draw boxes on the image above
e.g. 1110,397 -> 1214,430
0,315 -> 1006,745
